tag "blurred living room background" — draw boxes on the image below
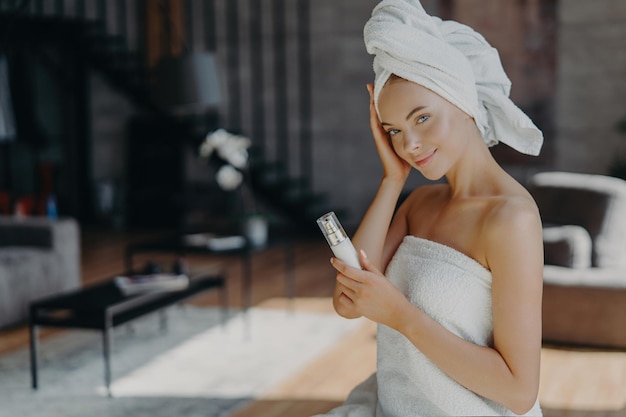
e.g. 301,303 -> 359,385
1,0 -> 626,416
1,0 -> 624,232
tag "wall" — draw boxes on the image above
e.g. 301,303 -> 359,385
309,0 -> 385,228
310,0 -> 626,227
555,0 -> 626,174
90,73 -> 134,227
308,0 -> 557,228
83,0 -> 626,229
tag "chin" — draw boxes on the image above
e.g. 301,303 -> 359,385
425,173 -> 446,182
416,167 -> 446,182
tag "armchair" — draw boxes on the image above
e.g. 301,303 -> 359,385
0,216 -> 80,329
527,171 -> 626,349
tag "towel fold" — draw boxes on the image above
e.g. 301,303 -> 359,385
364,0 -> 543,156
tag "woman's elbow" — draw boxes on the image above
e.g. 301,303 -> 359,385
332,295 -> 362,319
507,388 -> 539,416
509,402 -> 535,416
336,309 -> 362,320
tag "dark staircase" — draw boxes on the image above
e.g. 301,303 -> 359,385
0,6 -> 337,234
248,155 -> 337,233
0,14 -> 158,114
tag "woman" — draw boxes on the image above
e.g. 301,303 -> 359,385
315,1 -> 544,416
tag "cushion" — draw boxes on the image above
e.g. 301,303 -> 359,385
0,225 -> 53,248
529,172 -> 626,268
542,225 -> 592,268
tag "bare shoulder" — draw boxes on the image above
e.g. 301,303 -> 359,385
485,194 -> 541,235
398,183 -> 450,222
483,193 -> 543,273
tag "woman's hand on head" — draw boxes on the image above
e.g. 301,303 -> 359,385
367,83 -> 411,183
332,249 -> 409,328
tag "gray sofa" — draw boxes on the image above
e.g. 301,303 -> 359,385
527,171 -> 626,349
0,216 -> 81,329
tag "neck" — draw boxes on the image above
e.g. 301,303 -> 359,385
445,134 -> 510,199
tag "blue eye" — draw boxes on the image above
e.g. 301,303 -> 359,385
387,129 -> 400,137
417,115 -> 430,124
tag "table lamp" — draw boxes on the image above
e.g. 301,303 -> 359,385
153,51 -> 221,115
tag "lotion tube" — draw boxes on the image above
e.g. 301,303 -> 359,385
317,211 -> 362,269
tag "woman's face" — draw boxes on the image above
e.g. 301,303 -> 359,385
377,77 -> 473,180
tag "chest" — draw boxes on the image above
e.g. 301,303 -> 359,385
407,199 -> 492,269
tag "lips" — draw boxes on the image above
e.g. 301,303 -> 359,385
415,150 -> 436,168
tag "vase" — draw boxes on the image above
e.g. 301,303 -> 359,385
243,214 -> 268,248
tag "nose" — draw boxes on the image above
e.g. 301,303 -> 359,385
403,131 -> 421,155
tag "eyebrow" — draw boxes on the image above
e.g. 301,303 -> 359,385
381,106 -> 427,127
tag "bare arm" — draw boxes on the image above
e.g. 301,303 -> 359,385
353,83 -> 411,267
351,179 -> 406,269
332,180 -> 407,318
334,200 -> 544,414
332,84 -> 410,319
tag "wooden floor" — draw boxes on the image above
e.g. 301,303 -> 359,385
2,228 -> 626,416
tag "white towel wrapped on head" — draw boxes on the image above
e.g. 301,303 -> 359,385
363,0 -> 543,156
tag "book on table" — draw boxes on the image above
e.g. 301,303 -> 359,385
183,232 -> 247,251
114,273 -> 190,295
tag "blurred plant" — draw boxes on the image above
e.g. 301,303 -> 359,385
199,129 -> 257,213
199,129 -> 250,190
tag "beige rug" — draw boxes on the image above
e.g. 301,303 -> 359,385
0,301 -> 365,417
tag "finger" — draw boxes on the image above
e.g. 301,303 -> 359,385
337,277 -> 358,299
369,105 -> 387,142
337,291 -> 357,312
359,249 -> 383,275
336,280 -> 352,295
338,291 -> 354,306
330,257 -> 362,278
330,256 -> 344,273
336,270 -> 361,291
368,99 -> 389,142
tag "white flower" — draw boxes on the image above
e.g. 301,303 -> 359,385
215,164 -> 243,191
217,137 -> 250,168
200,129 -> 251,169
200,129 -> 226,157
200,129 -> 253,191
199,140 -> 215,158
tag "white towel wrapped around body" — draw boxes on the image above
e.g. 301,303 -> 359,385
363,0 -> 543,156
314,236 -> 542,416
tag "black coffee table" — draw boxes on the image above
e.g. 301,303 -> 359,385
29,268 -> 226,397
124,233 -> 295,311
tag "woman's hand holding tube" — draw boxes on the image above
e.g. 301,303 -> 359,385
332,249 -> 409,328
366,83 -> 411,184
